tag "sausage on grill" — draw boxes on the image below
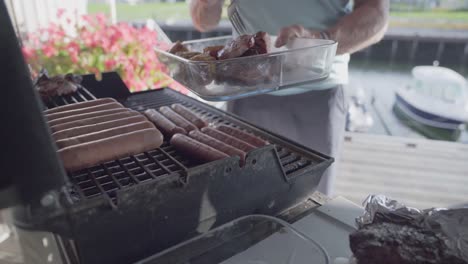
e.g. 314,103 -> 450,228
216,125 -> 268,147
52,115 -> 148,141
51,111 -> 141,133
59,128 -> 163,171
159,106 -> 198,132
48,108 -> 129,127
171,104 -> 207,129
144,109 -> 187,137
170,133 -> 228,163
46,102 -> 123,121
201,127 -> 256,152
55,121 -> 155,149
44,98 -> 117,115
189,130 -> 246,165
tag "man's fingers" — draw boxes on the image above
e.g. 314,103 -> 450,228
274,24 -> 304,48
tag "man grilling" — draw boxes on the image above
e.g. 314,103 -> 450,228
190,0 -> 389,196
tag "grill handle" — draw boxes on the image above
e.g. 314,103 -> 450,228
0,1 -> 67,210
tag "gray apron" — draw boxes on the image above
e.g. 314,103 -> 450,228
227,0 -> 351,196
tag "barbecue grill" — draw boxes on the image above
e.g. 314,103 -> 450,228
0,2 -> 337,263
17,73 -> 332,264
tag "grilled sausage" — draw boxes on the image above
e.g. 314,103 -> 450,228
144,109 -> 186,137
46,102 -> 124,121
171,104 -> 207,129
201,127 -> 256,152
44,98 -> 117,115
59,128 -> 163,172
170,133 -> 228,163
216,125 -> 268,147
159,106 -> 198,132
52,115 -> 148,141
51,111 -> 141,133
55,121 -> 155,149
48,108 -> 129,127
189,130 -> 246,165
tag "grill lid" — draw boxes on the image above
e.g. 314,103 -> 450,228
0,1 -> 66,210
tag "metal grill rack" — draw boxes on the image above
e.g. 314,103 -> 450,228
48,87 -> 322,208
37,74 -> 332,264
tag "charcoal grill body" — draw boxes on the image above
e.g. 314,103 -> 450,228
13,73 -> 331,264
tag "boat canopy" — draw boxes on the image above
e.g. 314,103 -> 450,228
411,66 -> 467,104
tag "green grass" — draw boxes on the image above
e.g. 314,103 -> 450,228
88,2 -> 468,28
391,10 -> 468,20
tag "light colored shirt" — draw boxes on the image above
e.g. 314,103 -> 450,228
228,0 -> 354,95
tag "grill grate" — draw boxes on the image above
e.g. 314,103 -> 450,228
69,143 -> 187,205
43,87 -> 97,109
48,88 -> 319,206
123,91 -> 319,177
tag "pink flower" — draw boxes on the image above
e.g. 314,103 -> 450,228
42,45 -> 57,57
104,59 -> 117,70
81,14 -> 93,24
23,12 -> 173,93
95,13 -> 107,26
57,8 -> 66,18
21,46 -> 36,59
66,42 -> 80,63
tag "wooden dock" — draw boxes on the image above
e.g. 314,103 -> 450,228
336,132 -> 468,209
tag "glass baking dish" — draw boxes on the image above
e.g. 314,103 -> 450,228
155,36 -> 337,101
135,215 -> 330,264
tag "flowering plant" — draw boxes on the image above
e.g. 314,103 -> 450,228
21,10 -> 186,93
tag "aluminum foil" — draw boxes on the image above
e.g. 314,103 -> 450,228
356,194 -> 468,262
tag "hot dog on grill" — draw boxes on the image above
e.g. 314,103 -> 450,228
55,121 -> 155,149
48,108 -> 129,127
159,106 -> 198,132
171,104 -> 207,129
189,130 -> 246,165
52,115 -> 148,141
216,125 -> 268,147
44,98 -> 117,115
59,128 -> 163,171
201,127 -> 256,152
144,109 -> 187,137
170,133 -> 228,163
51,111 -> 141,133
46,102 -> 124,121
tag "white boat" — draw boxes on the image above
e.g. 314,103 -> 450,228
393,66 -> 468,141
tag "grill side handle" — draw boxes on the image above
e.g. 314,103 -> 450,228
81,72 -> 132,99
0,1 -> 67,210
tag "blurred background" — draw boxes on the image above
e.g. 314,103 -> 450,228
1,2 -> 467,263
7,0 -> 468,142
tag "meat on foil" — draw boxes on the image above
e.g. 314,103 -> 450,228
350,222 -> 467,264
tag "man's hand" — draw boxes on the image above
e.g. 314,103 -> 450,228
190,0 -> 225,32
274,24 -> 321,48
275,0 -> 389,55
328,0 -> 389,54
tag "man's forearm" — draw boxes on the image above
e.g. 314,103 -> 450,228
327,0 -> 389,55
190,0 -> 224,32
